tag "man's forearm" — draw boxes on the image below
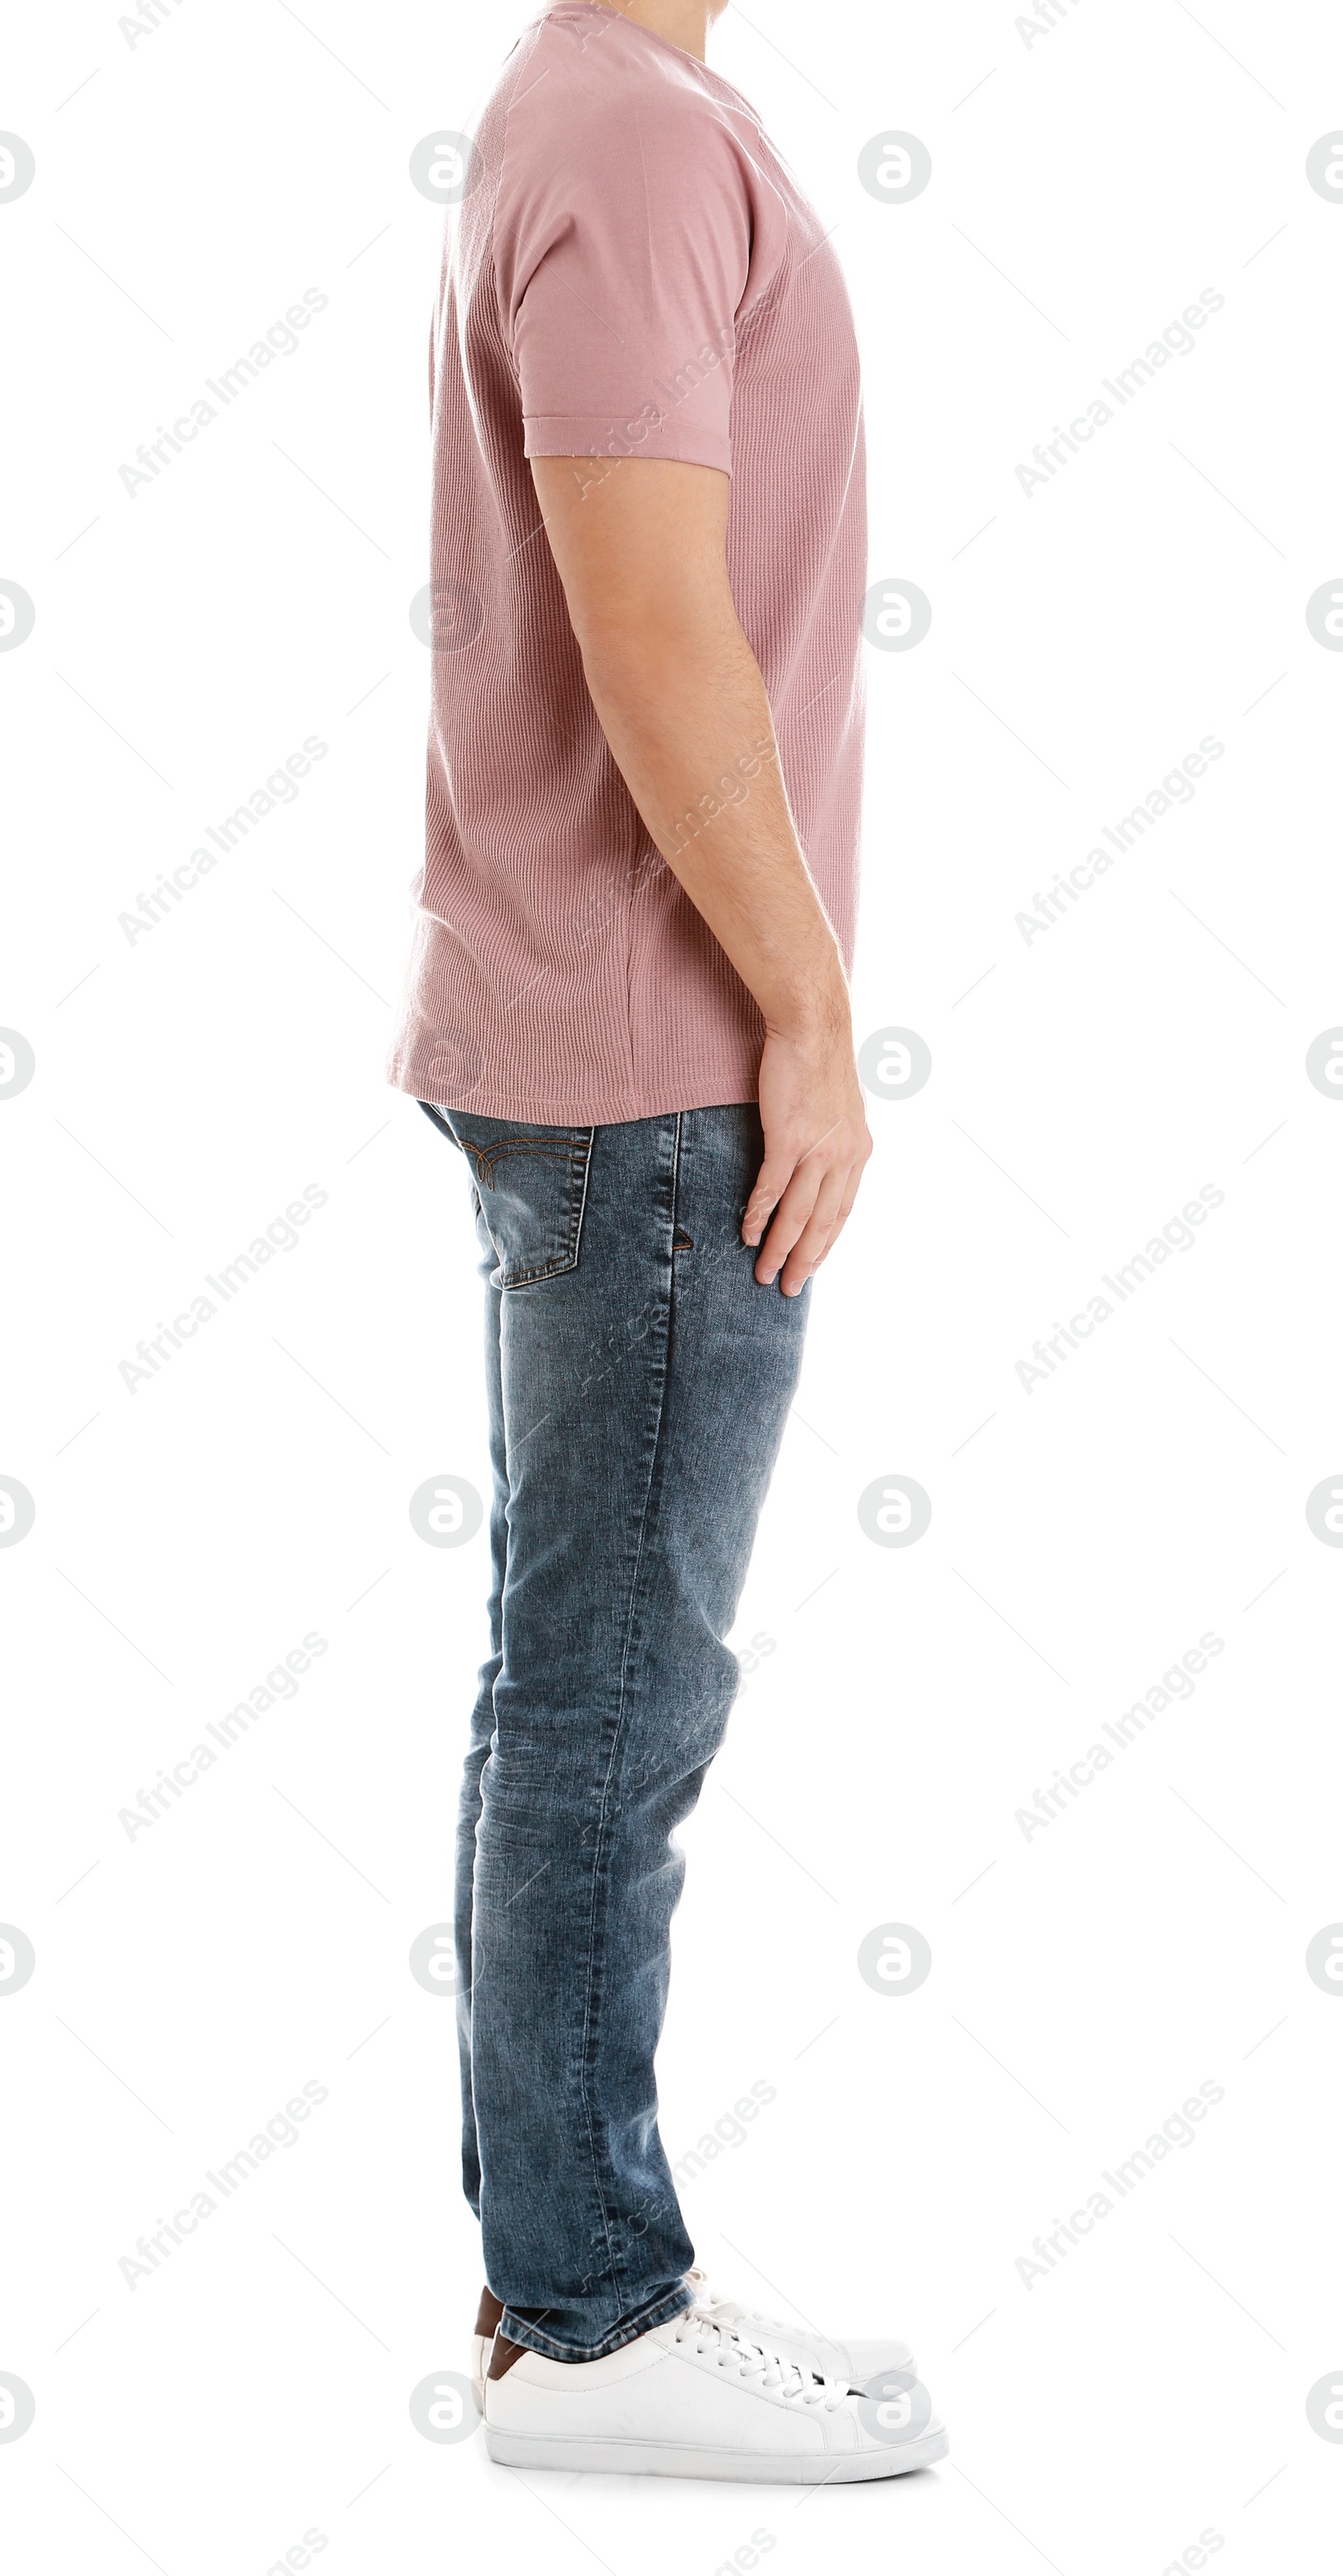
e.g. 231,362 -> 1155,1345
579,612 -> 851,1040
530,451 -> 849,1041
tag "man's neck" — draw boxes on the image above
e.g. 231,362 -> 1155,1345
571,0 -> 715,64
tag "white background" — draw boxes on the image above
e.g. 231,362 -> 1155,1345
3,1 -> 1343,2570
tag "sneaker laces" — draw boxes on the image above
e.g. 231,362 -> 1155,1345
672,2306 -> 849,2412
683,2266 -> 818,2352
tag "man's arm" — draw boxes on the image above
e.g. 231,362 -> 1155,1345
531,451 -> 871,1296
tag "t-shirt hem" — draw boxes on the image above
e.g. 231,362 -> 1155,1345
389,1061 -> 758,1127
524,414 -> 731,475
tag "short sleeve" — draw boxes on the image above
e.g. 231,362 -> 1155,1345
496,91 -> 753,476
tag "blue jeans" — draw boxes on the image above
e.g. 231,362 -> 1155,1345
421,1101 -> 811,2360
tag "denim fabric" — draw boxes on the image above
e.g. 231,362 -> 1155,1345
421,1101 -> 811,2360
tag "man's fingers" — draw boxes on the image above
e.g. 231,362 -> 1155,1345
776,1161 -> 854,1294
753,1160 -> 823,1283
802,1162 -> 865,1275
755,1155 -> 847,1288
792,1130 -> 873,1280
742,1148 -> 797,1248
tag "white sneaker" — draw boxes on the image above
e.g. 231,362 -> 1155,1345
470,2272 -> 917,2410
482,2305 -> 948,2483
682,2265 -> 917,2388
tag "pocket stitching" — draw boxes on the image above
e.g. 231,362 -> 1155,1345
468,1131 -> 593,1290
467,1138 -> 588,1188
425,1108 -> 593,1287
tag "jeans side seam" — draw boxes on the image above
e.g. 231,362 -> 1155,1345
572,1124 -> 679,2316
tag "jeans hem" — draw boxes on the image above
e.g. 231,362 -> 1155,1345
499,2281 -> 696,2364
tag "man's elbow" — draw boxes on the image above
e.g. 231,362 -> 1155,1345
574,600 -> 739,717
577,619 -> 670,712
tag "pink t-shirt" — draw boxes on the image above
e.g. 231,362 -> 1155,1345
387,1 -> 867,1123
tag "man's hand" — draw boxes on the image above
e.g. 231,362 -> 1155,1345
744,1018 -> 872,1295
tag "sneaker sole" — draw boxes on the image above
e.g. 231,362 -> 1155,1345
483,2424 -> 949,2482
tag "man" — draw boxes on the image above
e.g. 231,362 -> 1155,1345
389,0 -> 948,2481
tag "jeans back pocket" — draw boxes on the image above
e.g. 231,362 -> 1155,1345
421,1104 -> 593,1289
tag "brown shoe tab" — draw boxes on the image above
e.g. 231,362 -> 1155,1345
488,2330 -> 527,2380
474,2285 -> 504,2336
